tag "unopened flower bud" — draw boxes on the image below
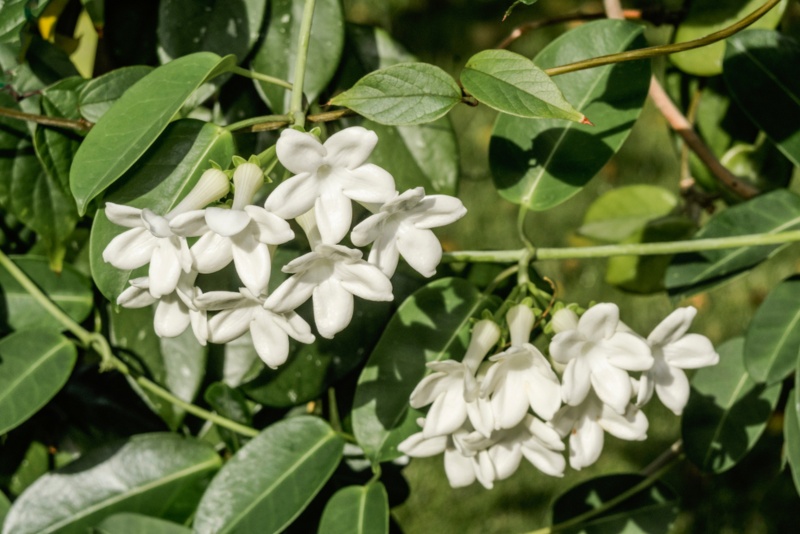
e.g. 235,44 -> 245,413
462,319 -> 501,374
232,163 -> 264,210
168,168 -> 230,217
551,308 -> 578,334
507,305 -> 535,347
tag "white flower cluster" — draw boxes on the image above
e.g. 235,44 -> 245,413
398,303 -> 719,489
103,126 -> 466,368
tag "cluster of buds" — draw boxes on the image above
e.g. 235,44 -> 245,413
399,303 -> 719,488
102,126 -> 466,368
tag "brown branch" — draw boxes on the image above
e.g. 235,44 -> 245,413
0,106 -> 92,131
241,108 -> 356,133
497,9 -> 642,49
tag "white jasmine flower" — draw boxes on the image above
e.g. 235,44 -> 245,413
116,272 -> 208,345
551,391 -> 648,471
172,163 -> 294,296
351,187 -> 467,277
637,307 -> 719,415
197,288 -> 315,369
481,305 -> 561,428
487,415 -> 565,479
265,127 -> 395,244
550,303 -> 653,414
103,169 -> 230,298
264,242 -> 393,339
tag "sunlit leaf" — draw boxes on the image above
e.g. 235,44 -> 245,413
579,185 -> 679,242
318,483 -> 389,534
94,513 -> 191,534
78,66 -> 153,123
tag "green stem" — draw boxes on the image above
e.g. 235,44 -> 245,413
443,229 -> 800,263
543,0 -> 780,77
225,114 -> 291,132
289,0 -> 317,128
517,205 -> 535,251
327,387 -> 343,434
229,65 -> 293,90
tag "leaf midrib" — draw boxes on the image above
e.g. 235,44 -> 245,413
0,337 -> 70,407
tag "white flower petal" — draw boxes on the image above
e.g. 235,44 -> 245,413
336,261 -> 393,302
244,206 -> 294,244
191,232 -> 233,273
104,203 -> 143,227
654,365 -> 690,415
208,306 -> 255,344
590,359 -> 632,415
467,398 -> 494,438
168,210 -> 208,236
231,233 -> 271,296
350,212 -> 390,247
561,357 -> 592,406
313,279 -> 354,338
189,309 -> 208,346
491,372 -> 530,430
423,390 -> 468,438
148,241 -> 183,298
648,307 -> 697,346
117,284 -> 156,308
396,226 -> 441,278
489,440 -> 522,480
205,207 -> 252,237
153,296 -> 190,338
366,231 -> 400,278
103,228 -> 158,270
276,129 -> 325,174
569,418 -> 604,470
549,330 -> 585,364
579,303 -> 619,342
527,369 -> 562,421
265,271 -> 318,313
601,332 -> 653,371
279,311 -> 316,344
444,448 -> 477,488
663,334 -> 719,369
507,305 -> 535,348
397,431 -> 447,457
410,195 -> 467,229
636,369 -> 655,407
196,290 -> 246,311
264,173 -> 319,219
251,312 -> 291,368
315,187 -> 352,244
341,164 -> 396,204
322,126 -> 378,169
599,404 -> 648,441
521,441 -> 565,477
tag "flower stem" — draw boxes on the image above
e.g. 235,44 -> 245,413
289,0 -> 317,128
0,106 -> 92,131
225,114 -> 291,132
543,0 -> 780,77
443,229 -> 800,263
229,65 -> 293,90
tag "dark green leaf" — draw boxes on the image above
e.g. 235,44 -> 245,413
70,52 -> 235,214
0,329 -> 77,435
158,0 -> 267,62
194,416 -> 344,534
352,278 -> 495,464
89,119 -> 234,301
2,433 -> 221,534
0,490 -> 9,526
579,185 -> 679,242
666,190 -> 800,298
330,63 -> 462,126
671,0 -> 786,76
252,0 -> 343,113
551,474 -> 678,534
204,382 -> 252,452
0,255 -> 93,332
317,483 -> 389,534
724,30 -> 800,166
682,338 -> 780,473
784,388 -> 800,497
94,513 -> 191,534
489,20 -> 650,211
462,50 -> 582,121
744,276 -> 800,384
78,66 -> 153,123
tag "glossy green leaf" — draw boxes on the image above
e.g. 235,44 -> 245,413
682,338 -> 780,473
330,63 -> 462,126
204,382 -> 252,452
785,388 -> 800,497
666,190 -> 800,298
158,0 -> 266,62
70,52 -> 235,214
462,49 -> 582,121
551,474 -> 678,534
7,442 -> 49,497
0,0 -> 47,48
744,276 -> 800,384
78,66 -> 153,123
489,20 -> 649,211
252,0 -> 343,113
671,0 -> 786,76
724,30 -> 800,166
110,307 -> 206,430
0,255 -> 93,332
0,329 -> 77,435
194,416 -> 344,534
89,119 -> 234,301
2,433 -> 221,534
317,483 -> 389,534
579,185 -> 679,242
94,513 -> 191,534
352,278 -> 496,464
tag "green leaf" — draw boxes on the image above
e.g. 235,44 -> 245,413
89,119 -> 234,302
317,483 -> 389,534
78,66 -> 153,123
724,30 -> 800,166
193,416 -> 344,534
2,433 -> 221,534
352,278 -> 496,464
489,20 -> 650,211
682,338 -> 780,473
94,513 -> 191,534
330,63 -> 462,126
504,0 -> 539,20
671,0 -> 787,77
0,0 -> 27,45
785,388 -> 800,497
579,185 -> 679,242
70,52 -> 235,214
110,307 -> 206,430
157,0 -> 267,62
7,442 -> 49,497
204,382 -> 252,452
0,329 -> 77,435
252,0 -> 343,113
0,490 -> 9,526
0,255 -> 93,332
665,190 -> 800,298
744,276 -> 800,384
551,474 -> 678,534
462,49 -> 582,122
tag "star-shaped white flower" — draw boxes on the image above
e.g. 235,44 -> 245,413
197,288 -> 315,369
636,306 -> 719,415
264,127 -> 395,244
351,187 -> 466,277
172,163 -> 294,296
481,305 -> 561,428
549,303 -> 653,414
102,169 -> 230,298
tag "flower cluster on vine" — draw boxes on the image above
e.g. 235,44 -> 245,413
398,303 -> 719,488
103,126 -> 466,368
